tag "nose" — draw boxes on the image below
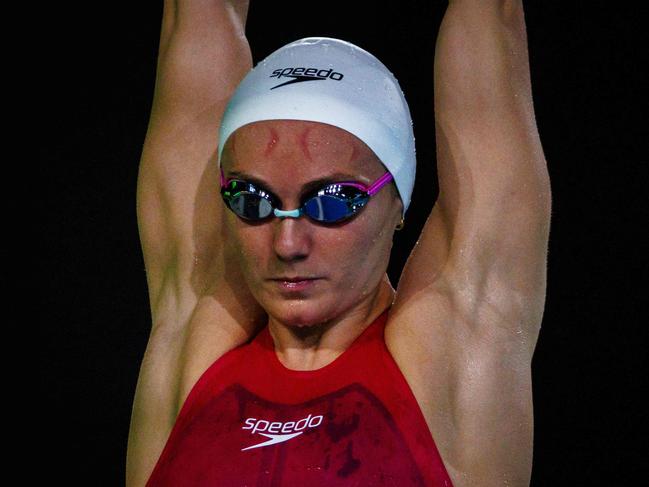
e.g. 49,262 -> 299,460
272,216 -> 312,262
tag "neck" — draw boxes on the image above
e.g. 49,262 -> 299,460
267,274 -> 395,371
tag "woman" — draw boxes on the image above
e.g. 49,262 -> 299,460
128,1 -> 551,486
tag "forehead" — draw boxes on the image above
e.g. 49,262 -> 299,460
222,120 -> 382,178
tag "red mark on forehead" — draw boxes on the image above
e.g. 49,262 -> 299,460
264,127 -> 279,157
349,142 -> 360,165
297,126 -> 313,161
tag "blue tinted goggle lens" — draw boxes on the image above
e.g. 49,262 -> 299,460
303,193 -> 367,222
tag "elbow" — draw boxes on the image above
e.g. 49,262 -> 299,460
538,161 -> 553,225
447,0 -> 525,20
500,0 -> 525,24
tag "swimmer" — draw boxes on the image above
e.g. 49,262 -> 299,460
128,1 -> 551,486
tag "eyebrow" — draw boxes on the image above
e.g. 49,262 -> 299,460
226,170 -> 367,196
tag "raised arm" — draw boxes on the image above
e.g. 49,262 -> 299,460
137,0 -> 255,316
388,0 -> 551,484
128,1 -> 266,484
418,0 -> 551,325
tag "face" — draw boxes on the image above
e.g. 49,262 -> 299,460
220,120 -> 403,327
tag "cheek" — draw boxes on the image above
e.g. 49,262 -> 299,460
326,221 -> 391,284
225,221 -> 268,278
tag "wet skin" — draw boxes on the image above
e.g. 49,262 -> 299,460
220,120 -> 403,370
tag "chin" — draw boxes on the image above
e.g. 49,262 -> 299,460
262,297 -> 338,328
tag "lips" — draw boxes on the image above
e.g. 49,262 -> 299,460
272,276 -> 318,282
270,276 -> 321,292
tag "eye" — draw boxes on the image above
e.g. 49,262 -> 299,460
228,180 -> 279,202
231,192 -> 275,220
312,183 -> 364,200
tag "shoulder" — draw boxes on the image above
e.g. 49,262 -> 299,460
177,308 -> 267,414
179,328 -> 261,424
127,297 -> 265,487
384,283 -> 536,484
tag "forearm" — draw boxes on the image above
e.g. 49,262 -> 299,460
434,0 -> 550,221
436,0 -> 532,116
151,0 -> 253,122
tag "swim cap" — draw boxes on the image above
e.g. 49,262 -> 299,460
218,37 -> 416,216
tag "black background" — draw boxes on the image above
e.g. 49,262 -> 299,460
45,1 -> 645,485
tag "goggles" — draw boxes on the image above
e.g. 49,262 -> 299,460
220,168 -> 394,224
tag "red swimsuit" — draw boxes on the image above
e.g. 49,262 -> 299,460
146,308 -> 453,486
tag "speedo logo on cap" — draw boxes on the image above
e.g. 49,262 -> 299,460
269,67 -> 344,90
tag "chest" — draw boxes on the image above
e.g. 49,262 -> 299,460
149,383 -> 436,486
146,325 -> 455,486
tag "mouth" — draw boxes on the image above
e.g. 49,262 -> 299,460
270,276 -> 321,292
273,276 -> 319,282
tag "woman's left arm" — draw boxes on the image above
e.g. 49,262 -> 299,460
388,1 -> 551,484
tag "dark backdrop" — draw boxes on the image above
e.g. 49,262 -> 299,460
45,1 -> 645,485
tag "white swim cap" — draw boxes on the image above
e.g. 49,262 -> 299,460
218,37 -> 416,216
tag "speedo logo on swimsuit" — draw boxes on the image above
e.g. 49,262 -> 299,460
269,67 -> 344,90
241,413 -> 324,451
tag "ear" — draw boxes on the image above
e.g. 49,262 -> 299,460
391,187 -> 405,230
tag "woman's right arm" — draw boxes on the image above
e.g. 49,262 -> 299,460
128,1 -> 266,484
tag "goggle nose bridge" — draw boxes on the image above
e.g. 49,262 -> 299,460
273,208 -> 303,218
